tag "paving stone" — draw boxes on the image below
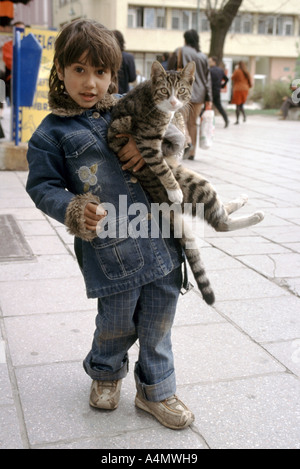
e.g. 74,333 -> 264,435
172,322 -> 284,385
237,252 -> 300,279
180,374 -> 300,449
265,340 -> 300,377
14,361 -> 173,447
4,311 -> 95,366
0,277 -> 95,316
210,268 -> 289,302
215,296 -> 300,343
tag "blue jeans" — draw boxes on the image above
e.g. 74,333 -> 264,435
83,266 -> 182,402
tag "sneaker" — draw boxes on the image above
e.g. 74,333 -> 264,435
89,379 -> 122,410
135,393 -> 195,430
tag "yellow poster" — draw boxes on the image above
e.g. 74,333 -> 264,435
20,27 -> 57,143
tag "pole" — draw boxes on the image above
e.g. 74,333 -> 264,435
13,30 -> 21,146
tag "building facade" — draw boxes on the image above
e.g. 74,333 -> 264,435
52,0 -> 300,84
2,0 -> 300,84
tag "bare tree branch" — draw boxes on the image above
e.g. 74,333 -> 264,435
205,0 -> 243,63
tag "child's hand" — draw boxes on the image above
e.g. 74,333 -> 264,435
116,134 -> 145,172
84,203 -> 106,232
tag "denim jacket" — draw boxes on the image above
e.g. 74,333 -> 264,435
26,92 -> 183,298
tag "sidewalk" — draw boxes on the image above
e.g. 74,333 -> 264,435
0,114 -> 299,449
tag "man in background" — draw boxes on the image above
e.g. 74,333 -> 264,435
209,56 -> 229,128
113,30 -> 136,94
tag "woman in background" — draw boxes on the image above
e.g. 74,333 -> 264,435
231,61 -> 252,124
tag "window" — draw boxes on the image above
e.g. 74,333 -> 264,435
200,15 -> 210,32
258,15 -> 294,36
230,14 -> 253,34
171,9 -> 201,31
128,7 -> 144,28
128,6 -> 166,29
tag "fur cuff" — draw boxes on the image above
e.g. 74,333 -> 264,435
65,193 -> 101,241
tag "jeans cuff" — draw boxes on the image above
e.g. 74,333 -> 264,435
83,352 -> 129,381
134,363 -> 176,402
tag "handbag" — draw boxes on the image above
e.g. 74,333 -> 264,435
199,110 -> 215,150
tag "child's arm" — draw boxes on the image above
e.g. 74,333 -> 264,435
116,134 -> 145,172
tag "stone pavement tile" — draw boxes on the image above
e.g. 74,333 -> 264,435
4,310 -> 95,367
0,276 -> 95,316
197,246 -> 244,270
17,219 -> 58,237
54,225 -> 75,247
0,207 -> 45,220
0,365 -> 14,406
180,374 -> 300,449
175,290 -> 223,326
0,170 -> 22,188
172,322 -> 284,385
0,405 -> 24,449
207,236 -> 289,255
214,296 -> 300,343
264,340 -> 300,378
15,360 -> 198,448
210,268 -> 289,302
0,196 -> 35,209
47,426 -> 207,450
283,243 -> 300,253
237,253 -> 300,279
26,235 -> 70,255
269,207 -> 300,221
251,225 -> 300,244
284,277 -> 300,296
0,254 -> 81,282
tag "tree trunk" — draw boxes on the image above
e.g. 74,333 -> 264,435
206,0 -> 243,64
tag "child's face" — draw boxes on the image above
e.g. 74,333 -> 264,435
56,54 -> 112,109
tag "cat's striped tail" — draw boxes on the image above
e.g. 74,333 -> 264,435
184,245 -> 215,305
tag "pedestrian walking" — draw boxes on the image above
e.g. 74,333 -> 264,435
209,56 -> 229,128
169,29 -> 213,160
25,19 -> 194,431
113,30 -> 136,94
231,61 -> 252,125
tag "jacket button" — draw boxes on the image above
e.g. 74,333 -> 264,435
130,176 -> 138,183
92,112 -> 100,119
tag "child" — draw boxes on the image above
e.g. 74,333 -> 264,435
26,19 -> 194,430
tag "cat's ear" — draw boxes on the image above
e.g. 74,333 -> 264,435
182,61 -> 196,84
151,61 -> 166,81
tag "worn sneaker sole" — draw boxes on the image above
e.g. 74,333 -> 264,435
135,394 -> 194,430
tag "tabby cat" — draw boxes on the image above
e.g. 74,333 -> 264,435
108,61 -> 264,305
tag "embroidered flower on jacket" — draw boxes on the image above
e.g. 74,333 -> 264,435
77,164 -> 98,192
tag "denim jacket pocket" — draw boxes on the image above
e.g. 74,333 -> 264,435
91,216 -> 144,280
62,130 -> 98,158
62,131 -> 104,192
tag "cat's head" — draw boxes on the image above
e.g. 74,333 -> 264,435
150,61 -> 195,114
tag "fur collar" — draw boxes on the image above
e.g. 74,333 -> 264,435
49,90 -> 118,117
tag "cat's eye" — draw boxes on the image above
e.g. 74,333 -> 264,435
178,87 -> 186,94
161,88 -> 168,95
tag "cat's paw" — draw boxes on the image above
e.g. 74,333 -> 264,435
254,211 -> 265,223
167,189 -> 183,204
